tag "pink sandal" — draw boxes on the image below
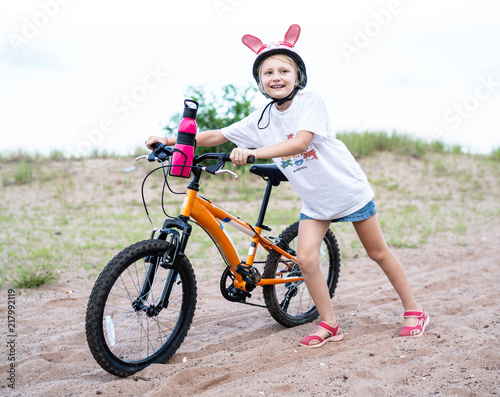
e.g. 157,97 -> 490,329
299,321 -> 344,348
399,308 -> 430,337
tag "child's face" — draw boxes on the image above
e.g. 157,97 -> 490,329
260,57 -> 299,101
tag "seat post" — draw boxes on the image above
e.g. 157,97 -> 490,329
255,179 -> 274,229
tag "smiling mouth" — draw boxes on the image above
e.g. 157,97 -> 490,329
271,85 -> 285,89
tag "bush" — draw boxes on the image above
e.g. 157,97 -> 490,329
13,161 -> 33,184
12,265 -> 60,289
491,147 -> 500,161
2,161 -> 34,186
164,84 -> 257,155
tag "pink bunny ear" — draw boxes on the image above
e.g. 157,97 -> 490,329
284,24 -> 301,46
242,34 -> 265,54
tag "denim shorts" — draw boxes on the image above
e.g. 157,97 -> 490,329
299,199 -> 377,223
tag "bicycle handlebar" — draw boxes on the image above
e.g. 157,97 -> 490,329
149,143 -> 255,165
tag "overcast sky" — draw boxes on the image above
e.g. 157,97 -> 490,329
1,0 -> 499,157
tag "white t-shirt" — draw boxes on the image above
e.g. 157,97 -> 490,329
221,91 -> 374,220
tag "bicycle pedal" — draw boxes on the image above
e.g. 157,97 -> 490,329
236,263 -> 261,284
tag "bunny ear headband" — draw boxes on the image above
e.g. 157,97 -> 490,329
242,24 -> 301,54
241,24 -> 307,91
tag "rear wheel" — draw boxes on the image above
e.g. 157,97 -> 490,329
263,222 -> 340,327
85,239 -> 197,377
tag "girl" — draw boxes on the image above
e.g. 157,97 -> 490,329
146,24 -> 429,348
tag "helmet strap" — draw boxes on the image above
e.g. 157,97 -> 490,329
257,86 -> 299,130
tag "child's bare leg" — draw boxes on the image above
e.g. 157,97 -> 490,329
352,214 -> 422,328
297,219 -> 337,338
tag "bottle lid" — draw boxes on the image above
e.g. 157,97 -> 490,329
183,99 -> 199,119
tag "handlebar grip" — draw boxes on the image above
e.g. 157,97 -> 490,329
221,153 -> 256,164
148,142 -> 173,162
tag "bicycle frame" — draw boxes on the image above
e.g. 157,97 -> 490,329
161,165 -> 302,293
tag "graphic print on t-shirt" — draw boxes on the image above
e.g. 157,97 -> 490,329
280,133 -> 318,172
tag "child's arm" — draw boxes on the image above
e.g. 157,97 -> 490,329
230,130 -> 313,165
145,130 -> 228,150
196,130 -> 229,146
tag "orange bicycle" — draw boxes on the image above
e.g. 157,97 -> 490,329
85,143 -> 341,377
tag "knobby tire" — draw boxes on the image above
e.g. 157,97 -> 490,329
262,221 -> 341,327
85,239 -> 197,377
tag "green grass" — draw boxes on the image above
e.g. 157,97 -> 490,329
12,265 -> 60,289
337,131 -> 461,159
2,161 -> 34,186
491,147 -> 500,161
2,132 -> 498,163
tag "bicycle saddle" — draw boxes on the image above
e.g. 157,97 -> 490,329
249,164 -> 288,183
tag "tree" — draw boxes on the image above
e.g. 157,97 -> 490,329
164,84 -> 258,155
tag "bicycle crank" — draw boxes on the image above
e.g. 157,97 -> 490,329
220,267 -> 250,302
220,267 -> 266,308
235,263 -> 261,292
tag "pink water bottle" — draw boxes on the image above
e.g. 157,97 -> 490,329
170,99 -> 199,177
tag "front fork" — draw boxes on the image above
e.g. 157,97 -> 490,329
133,216 -> 192,316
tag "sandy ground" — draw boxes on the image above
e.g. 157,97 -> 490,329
1,155 -> 499,396
1,224 -> 499,396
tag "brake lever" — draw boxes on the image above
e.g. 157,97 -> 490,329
204,153 -> 226,175
135,153 -> 163,163
214,169 -> 238,179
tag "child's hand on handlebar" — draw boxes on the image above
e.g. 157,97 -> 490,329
145,136 -> 168,150
230,148 -> 257,166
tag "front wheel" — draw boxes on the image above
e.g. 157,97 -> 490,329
263,221 -> 341,327
85,239 -> 197,377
